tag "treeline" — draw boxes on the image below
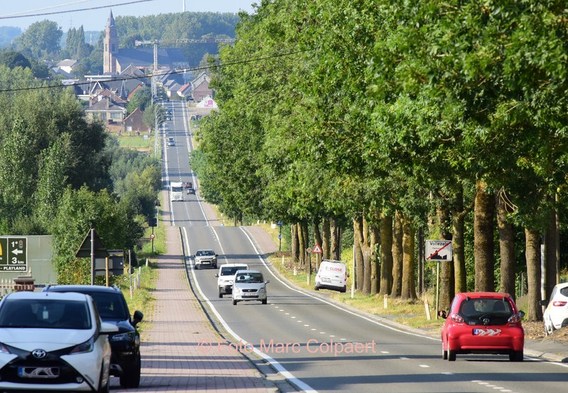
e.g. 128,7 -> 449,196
2,12 -> 240,76
0,66 -> 160,283
194,0 -> 568,321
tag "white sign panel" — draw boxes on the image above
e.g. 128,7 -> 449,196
425,240 -> 453,261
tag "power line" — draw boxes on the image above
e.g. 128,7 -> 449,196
0,49 -> 313,93
0,0 -> 156,20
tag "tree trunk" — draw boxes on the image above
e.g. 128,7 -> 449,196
391,211 -> 403,297
437,206 -> 454,311
544,208 -> 558,299
474,180 -> 495,292
452,189 -> 467,294
314,217 -> 323,271
331,218 -> 341,260
497,192 -> 516,298
291,223 -> 299,264
362,216 -> 372,295
525,228 -> 543,321
322,217 -> 331,260
401,214 -> 417,300
379,214 -> 393,295
370,223 -> 379,295
353,217 -> 365,291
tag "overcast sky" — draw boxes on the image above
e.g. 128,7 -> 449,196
0,0 -> 257,32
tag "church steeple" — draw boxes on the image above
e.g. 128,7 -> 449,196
103,10 -> 118,74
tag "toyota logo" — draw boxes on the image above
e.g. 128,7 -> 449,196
31,349 -> 47,359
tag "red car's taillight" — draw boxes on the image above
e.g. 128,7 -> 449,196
450,313 -> 464,323
552,300 -> 567,307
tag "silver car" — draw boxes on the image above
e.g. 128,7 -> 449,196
232,270 -> 269,305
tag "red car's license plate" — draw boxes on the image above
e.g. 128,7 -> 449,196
473,328 -> 502,336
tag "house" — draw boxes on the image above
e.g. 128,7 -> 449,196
54,59 -> 78,74
191,72 -> 213,102
123,108 -> 150,135
84,96 -> 127,128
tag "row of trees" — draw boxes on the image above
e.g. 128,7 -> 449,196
5,12 -> 241,77
194,0 -> 568,320
0,65 -> 161,283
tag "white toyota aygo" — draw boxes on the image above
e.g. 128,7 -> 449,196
0,291 -> 118,392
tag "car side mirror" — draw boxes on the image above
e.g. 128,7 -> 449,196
437,310 -> 447,319
132,310 -> 144,326
518,310 -> 525,319
538,299 -> 548,307
215,273 -> 219,277
265,280 -> 270,284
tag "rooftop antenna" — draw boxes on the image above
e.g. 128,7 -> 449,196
182,0 -> 186,12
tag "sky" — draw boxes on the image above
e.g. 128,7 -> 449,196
0,0 -> 258,32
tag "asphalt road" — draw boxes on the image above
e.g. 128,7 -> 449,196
162,100 -> 568,393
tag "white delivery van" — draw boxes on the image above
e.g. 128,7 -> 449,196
314,259 -> 348,293
170,181 -> 184,202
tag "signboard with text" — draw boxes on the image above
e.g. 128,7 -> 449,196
0,237 -> 27,272
425,240 -> 452,261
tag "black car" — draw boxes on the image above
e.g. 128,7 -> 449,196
43,284 -> 143,388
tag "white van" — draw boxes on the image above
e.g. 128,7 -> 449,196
315,259 -> 348,293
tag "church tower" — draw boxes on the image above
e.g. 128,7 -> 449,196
103,11 -> 118,74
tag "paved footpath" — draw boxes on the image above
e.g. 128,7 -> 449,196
111,224 -> 278,393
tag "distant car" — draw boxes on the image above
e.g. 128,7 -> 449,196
0,291 -> 117,392
232,270 -> 269,305
542,282 -> 568,335
167,137 -> 175,146
43,285 -> 143,388
216,264 -> 249,297
194,249 -> 218,269
439,292 -> 524,362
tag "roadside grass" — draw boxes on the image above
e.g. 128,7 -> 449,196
258,223 -> 444,334
116,133 -> 154,151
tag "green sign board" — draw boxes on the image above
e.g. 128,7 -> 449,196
0,237 -> 27,272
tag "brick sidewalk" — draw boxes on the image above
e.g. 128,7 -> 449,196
111,224 -> 276,392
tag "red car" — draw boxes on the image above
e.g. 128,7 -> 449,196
439,292 -> 525,362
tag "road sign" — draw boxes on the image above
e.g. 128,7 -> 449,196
0,237 -> 27,272
425,240 -> 453,261
312,244 -> 322,254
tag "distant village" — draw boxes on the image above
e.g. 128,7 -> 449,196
51,11 -> 216,134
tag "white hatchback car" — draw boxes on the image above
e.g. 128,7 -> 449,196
232,270 -> 269,305
0,291 -> 117,392
543,282 -> 568,335
216,264 -> 249,298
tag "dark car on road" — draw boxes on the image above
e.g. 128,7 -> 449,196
43,284 -> 143,388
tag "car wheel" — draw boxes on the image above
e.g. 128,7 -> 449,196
120,355 -> 141,388
341,286 -> 347,293
218,291 -> 223,298
314,285 -> 319,290
195,264 -> 200,270
545,321 -> 555,336
442,346 -> 448,360
262,299 -> 267,304
232,299 -> 237,305
509,350 -> 524,362
448,350 -> 456,361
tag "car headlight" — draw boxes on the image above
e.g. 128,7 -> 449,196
110,332 -> 136,343
70,336 -> 95,354
0,342 -> 13,354
233,287 -> 241,295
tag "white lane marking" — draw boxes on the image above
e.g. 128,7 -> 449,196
419,364 -> 430,368
239,227 -> 439,342
181,227 -> 317,393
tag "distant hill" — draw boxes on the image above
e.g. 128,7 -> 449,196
0,26 -> 22,48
